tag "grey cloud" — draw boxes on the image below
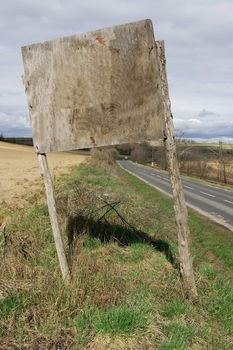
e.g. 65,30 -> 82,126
197,109 -> 218,118
192,137 -> 233,144
1,0 -> 233,138
0,111 -> 31,137
174,110 -> 233,139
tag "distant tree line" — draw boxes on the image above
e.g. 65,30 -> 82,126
0,137 -> 33,146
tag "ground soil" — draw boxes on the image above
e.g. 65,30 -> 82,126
0,141 -> 87,207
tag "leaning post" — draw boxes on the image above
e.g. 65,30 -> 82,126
156,41 -> 198,300
38,153 -> 71,285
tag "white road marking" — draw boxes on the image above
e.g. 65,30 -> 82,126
200,191 -> 215,198
224,199 -> 233,205
184,185 -> 194,190
157,175 -> 162,178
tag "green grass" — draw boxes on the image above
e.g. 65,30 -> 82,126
0,161 -> 233,349
205,279 -> 233,333
121,167 -> 233,270
0,293 -> 28,319
75,303 -> 149,335
159,323 -> 197,350
162,299 -> 190,319
82,236 -> 102,250
129,242 -> 151,263
176,141 -> 233,150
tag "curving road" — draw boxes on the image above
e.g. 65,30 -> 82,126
118,160 -> 233,231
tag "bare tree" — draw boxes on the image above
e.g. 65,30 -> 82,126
131,143 -> 150,164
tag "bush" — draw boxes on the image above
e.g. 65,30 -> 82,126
90,147 -> 119,168
131,143 -> 150,164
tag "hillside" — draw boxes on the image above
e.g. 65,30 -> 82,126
0,156 -> 233,349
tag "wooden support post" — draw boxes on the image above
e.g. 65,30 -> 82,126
164,115 -> 198,300
38,153 -> 71,285
156,41 -> 197,300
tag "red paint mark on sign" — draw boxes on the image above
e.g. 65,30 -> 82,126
95,35 -> 105,45
90,136 -> 97,146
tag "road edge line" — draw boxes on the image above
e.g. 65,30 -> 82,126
118,162 -> 233,233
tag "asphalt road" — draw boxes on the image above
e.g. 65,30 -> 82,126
118,160 -> 233,231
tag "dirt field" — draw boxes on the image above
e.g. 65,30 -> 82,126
0,141 -> 87,207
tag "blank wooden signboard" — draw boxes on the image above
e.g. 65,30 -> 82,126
22,19 -> 166,153
21,20 -> 197,297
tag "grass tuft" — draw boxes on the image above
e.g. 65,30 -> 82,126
75,303 -> 149,336
0,293 -> 27,319
162,299 -> 189,319
160,323 -> 197,350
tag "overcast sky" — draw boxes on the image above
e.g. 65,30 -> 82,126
1,0 -> 233,141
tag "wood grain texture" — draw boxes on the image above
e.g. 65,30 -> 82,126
22,19 -> 166,153
156,41 -> 198,300
38,154 -> 71,284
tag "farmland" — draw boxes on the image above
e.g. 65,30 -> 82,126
0,141 -> 87,207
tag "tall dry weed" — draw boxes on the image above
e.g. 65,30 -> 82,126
90,147 -> 118,170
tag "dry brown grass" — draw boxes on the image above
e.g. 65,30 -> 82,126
88,333 -> 159,350
0,141 -> 87,207
180,159 -> 233,184
90,147 -> 118,169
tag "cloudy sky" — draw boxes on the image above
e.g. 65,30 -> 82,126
1,0 -> 233,141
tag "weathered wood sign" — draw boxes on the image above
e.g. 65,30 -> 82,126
22,19 -> 197,299
22,20 -> 165,153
